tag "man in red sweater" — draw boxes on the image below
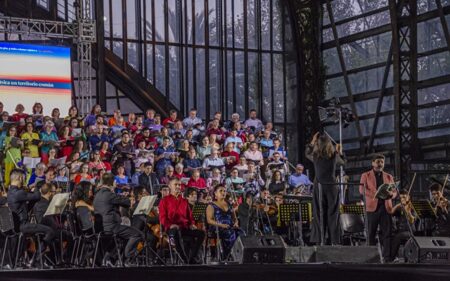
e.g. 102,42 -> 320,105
159,177 -> 205,264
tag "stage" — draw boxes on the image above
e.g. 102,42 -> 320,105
0,263 -> 449,281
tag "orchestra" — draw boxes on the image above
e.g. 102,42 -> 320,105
0,103 -> 449,269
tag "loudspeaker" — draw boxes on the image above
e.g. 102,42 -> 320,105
231,235 -> 285,264
285,246 -> 380,263
404,236 -> 450,264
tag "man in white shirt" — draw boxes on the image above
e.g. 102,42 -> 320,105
182,108 -> 203,130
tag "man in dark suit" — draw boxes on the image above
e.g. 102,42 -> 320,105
93,173 -> 143,264
33,183 -> 74,262
138,162 -> 159,195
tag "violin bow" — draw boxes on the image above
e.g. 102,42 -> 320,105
441,174 -> 449,194
407,172 -> 417,196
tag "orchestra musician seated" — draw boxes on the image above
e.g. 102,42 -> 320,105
158,178 -> 205,264
93,173 -> 143,266
429,183 -> 450,237
33,183 -> 74,262
7,169 -> 56,267
390,190 -> 419,261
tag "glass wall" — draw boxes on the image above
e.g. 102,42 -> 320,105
322,0 -> 450,172
102,0 -> 300,158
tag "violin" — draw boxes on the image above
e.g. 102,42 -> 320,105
436,195 -> 449,214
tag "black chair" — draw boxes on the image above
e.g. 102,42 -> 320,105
204,225 -> 223,264
340,213 -> 366,245
91,214 -> 123,267
0,206 -> 21,269
73,206 -> 96,267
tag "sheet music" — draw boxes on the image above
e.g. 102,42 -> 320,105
23,157 -> 41,169
71,128 -> 82,137
50,156 -> 67,167
44,193 -> 70,216
180,177 -> 190,185
162,152 -> 179,158
133,195 -> 157,216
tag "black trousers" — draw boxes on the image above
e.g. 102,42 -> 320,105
310,183 -> 341,245
391,231 -> 411,259
131,215 -> 157,253
367,204 -> 392,261
167,228 -> 205,263
20,223 -> 55,247
111,225 -> 143,259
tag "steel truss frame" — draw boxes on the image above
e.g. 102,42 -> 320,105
0,0 -> 96,115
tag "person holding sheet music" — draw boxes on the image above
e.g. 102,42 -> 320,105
4,125 -> 23,187
159,178 -> 205,264
268,138 -> 287,161
154,136 -> 177,177
266,152 -> 288,179
183,149 -> 202,177
221,143 -> 240,171
202,148 -> 225,174
113,132 -> 135,177
187,169 -> 207,191
243,142 -> 264,166
305,132 -> 345,246
225,168 -> 245,193
21,122 -> 40,157
59,126 -> 75,158
39,121 -> 59,164
359,153 -> 396,262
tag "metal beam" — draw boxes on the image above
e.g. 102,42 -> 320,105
435,0 -> 450,54
367,43 -> 393,152
389,0 -> 420,188
326,0 -> 364,144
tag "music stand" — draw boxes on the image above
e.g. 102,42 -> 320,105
340,204 -> 365,215
411,199 -> 436,219
192,203 -> 208,221
279,203 -> 307,246
44,193 -> 70,264
133,195 -> 157,217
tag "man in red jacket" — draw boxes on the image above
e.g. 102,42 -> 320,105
159,177 -> 205,264
359,154 -> 396,262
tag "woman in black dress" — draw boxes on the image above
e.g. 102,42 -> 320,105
305,132 -> 345,245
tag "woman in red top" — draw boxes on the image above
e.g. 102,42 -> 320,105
59,125 -> 75,158
99,141 -> 112,169
11,104 -> 28,122
88,150 -> 110,172
187,169 -> 207,191
74,163 -> 93,184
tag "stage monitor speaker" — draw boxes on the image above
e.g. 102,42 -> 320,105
231,235 -> 285,264
285,246 -> 380,263
404,236 -> 450,264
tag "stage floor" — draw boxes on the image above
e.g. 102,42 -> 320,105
0,263 -> 449,281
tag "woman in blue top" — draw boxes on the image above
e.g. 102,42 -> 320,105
39,121 -> 59,163
206,185 -> 240,260
114,165 -> 129,185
